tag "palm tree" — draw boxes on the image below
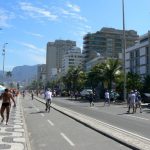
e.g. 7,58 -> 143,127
101,59 -> 122,90
6,71 -> 12,78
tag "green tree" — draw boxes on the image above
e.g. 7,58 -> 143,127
126,72 -> 143,91
142,75 -> 150,93
86,64 -> 104,89
101,59 -> 122,89
61,67 -> 87,92
6,71 -> 12,78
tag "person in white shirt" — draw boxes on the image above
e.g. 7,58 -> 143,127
104,90 -> 110,106
44,88 -> 52,112
127,90 -> 136,113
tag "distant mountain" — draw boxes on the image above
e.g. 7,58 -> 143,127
11,65 -> 38,82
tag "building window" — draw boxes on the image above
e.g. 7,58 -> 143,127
130,51 -> 134,59
135,49 -> 139,57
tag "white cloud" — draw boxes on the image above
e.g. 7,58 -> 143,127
28,53 -> 45,64
19,2 -> 58,21
19,42 -> 45,54
66,2 -> 80,12
0,8 -> 15,27
25,31 -> 44,38
60,8 -> 87,22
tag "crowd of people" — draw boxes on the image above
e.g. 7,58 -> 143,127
0,86 -> 143,126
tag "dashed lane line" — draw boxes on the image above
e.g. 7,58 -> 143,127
60,132 -> 75,147
47,119 -> 54,126
125,115 -> 149,121
41,113 -> 45,117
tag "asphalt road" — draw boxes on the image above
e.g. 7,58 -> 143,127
51,97 -> 150,140
22,95 -> 131,150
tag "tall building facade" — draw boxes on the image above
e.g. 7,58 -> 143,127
37,64 -> 46,81
61,47 -> 83,74
46,40 -> 76,81
83,27 -> 139,64
125,31 -> 150,77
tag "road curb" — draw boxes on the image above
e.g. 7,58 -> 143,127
34,96 -> 150,150
20,97 -> 32,150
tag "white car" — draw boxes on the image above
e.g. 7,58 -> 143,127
80,89 -> 93,99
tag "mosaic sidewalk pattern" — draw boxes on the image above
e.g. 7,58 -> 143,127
0,97 -> 27,150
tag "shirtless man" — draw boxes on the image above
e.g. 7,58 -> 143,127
0,89 -> 16,125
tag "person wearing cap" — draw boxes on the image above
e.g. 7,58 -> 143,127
127,90 -> 136,113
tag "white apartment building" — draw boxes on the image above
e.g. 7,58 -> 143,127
61,47 -> 82,74
46,40 -> 76,81
125,31 -> 150,77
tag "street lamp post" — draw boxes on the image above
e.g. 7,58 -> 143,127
122,0 -> 127,101
2,43 -> 8,81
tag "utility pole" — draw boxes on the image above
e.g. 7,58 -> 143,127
122,0 -> 127,101
2,43 -> 8,81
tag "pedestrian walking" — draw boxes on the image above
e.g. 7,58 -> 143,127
104,90 -> 110,106
44,88 -> 52,112
127,90 -> 136,114
0,89 -> 16,125
31,90 -> 34,100
134,90 -> 142,113
88,91 -> 94,107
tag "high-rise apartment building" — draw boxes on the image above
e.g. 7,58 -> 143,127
46,40 -> 76,81
125,31 -> 150,77
61,47 -> 82,74
37,64 -> 46,81
83,27 -> 139,64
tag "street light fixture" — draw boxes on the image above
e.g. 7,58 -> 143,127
122,0 -> 127,101
2,42 -> 8,80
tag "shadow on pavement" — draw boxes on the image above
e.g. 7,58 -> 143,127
30,110 -> 47,114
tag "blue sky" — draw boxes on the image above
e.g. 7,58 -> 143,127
0,0 -> 150,71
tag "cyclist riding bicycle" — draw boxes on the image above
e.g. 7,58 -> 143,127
44,88 -> 52,112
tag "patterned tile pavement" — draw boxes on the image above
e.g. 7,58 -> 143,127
0,96 -> 29,150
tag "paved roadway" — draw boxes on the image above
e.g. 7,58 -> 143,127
22,95 -> 131,150
51,97 -> 150,140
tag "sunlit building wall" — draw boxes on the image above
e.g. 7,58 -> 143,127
125,31 -> 150,77
83,27 -> 139,67
46,40 -> 76,81
61,47 -> 83,74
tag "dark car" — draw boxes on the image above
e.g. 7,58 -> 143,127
80,89 -> 93,99
141,93 -> 150,103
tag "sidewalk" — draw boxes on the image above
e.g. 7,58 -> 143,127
0,96 -> 30,150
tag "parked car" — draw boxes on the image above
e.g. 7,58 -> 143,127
80,89 -> 93,99
141,93 -> 150,103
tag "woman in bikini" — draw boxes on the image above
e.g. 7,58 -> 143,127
0,88 -> 16,125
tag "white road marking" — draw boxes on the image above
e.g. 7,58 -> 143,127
60,133 -> 75,146
47,120 -> 54,126
41,113 -> 45,117
126,115 -> 149,121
